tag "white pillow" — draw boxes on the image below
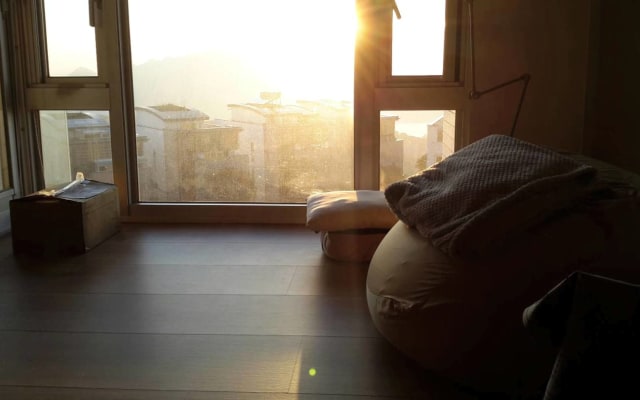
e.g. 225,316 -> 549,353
306,190 -> 398,232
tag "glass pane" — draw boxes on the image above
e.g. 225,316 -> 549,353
128,0 -> 355,203
380,110 -> 455,189
392,0 -> 446,76
44,0 -> 98,77
39,111 -> 113,187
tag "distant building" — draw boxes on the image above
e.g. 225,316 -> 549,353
426,115 -> 445,167
426,111 -> 456,166
66,111 -> 114,184
401,133 -> 428,177
380,114 -> 403,188
381,110 -> 456,187
39,110 -> 150,188
46,105 -> 455,203
135,104 -> 245,201
442,110 -> 456,158
228,95 -> 352,202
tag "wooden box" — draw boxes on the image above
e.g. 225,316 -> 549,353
10,181 -> 120,256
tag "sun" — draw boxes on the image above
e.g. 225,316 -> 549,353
245,0 -> 357,101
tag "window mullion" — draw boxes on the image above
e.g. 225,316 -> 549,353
95,0 -> 130,216
442,0 -> 463,82
354,0 -> 388,189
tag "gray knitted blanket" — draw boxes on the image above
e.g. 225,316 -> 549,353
385,135 -> 598,258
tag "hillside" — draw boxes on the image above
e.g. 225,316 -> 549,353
131,52 -> 271,119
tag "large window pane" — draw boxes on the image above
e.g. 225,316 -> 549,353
380,110 -> 455,189
392,0 -> 446,76
128,0 -> 356,203
43,0 -> 98,77
39,110 -> 113,187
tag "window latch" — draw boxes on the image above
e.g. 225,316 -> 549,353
392,0 -> 401,19
88,0 -> 102,27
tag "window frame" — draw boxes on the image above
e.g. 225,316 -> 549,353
10,0 -> 131,215
0,4 -> 19,235
355,0 -> 468,190
7,0 -> 468,224
38,0 -> 104,83
378,0 -> 463,86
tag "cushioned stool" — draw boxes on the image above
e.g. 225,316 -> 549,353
306,190 -> 398,262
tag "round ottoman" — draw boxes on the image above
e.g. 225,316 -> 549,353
366,202 -> 640,394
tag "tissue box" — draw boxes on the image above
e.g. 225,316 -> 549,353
10,181 -> 120,256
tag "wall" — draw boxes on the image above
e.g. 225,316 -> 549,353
0,191 -> 10,234
588,0 -> 640,174
467,0 -> 595,152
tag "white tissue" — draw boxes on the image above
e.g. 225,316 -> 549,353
38,172 -> 86,197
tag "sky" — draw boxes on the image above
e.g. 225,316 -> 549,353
127,0 -> 359,103
44,0 -> 99,76
43,0 -> 446,128
393,0 -> 446,76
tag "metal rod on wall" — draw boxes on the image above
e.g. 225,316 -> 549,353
466,0 -> 531,138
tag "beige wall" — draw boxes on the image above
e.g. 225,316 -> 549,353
466,0 -> 595,152
588,0 -> 640,174
466,0 -> 640,175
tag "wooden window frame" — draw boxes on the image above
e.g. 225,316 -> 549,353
7,0 -> 468,223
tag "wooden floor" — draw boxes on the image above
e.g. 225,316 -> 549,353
0,224 -> 480,400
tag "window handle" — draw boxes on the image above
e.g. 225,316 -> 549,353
88,0 -> 94,26
88,0 -> 102,27
392,0 -> 401,19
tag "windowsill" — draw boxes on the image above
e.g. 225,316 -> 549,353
125,202 -> 307,225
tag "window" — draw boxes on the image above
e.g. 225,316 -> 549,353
127,0 -> 356,203
43,0 -> 98,77
39,110 -> 113,187
379,110 -> 455,189
376,0 -> 462,84
392,0 -> 446,76
8,0 -> 128,211
355,0 -> 464,189
7,0 -> 464,223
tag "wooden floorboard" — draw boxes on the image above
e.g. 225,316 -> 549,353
0,331 -> 300,392
0,262 -> 369,297
114,223 -> 319,244
0,264 -> 298,295
0,386 -> 418,400
0,293 -> 376,337
286,264 -> 370,296
73,240 -> 326,267
0,225 -> 480,399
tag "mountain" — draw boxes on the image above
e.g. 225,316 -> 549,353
131,51 -> 271,119
65,50 -> 350,120
68,66 -> 98,77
